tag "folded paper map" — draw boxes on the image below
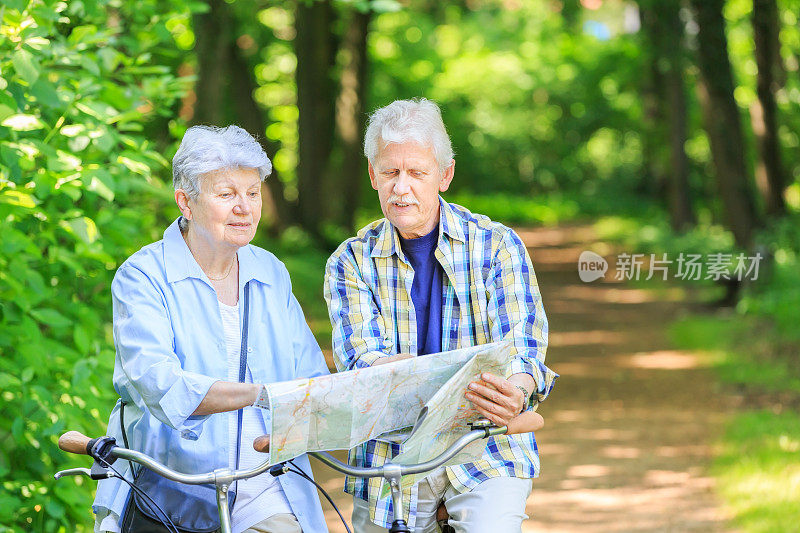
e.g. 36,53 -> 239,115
259,340 -> 515,488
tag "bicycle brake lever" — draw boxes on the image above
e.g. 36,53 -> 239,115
54,467 -> 92,480
54,464 -> 117,481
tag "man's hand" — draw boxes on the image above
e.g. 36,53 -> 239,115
465,372 -> 527,427
371,353 -> 415,366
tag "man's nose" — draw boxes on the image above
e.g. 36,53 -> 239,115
393,172 -> 412,195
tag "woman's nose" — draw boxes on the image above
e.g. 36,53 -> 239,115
233,195 -> 251,214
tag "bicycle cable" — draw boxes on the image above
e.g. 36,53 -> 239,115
286,459 -> 352,533
97,457 -> 181,533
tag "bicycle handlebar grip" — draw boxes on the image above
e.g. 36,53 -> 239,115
505,411 -> 545,435
253,435 -> 270,453
58,431 -> 92,455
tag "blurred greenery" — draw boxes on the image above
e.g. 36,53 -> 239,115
713,410 -> 800,533
0,0 -> 194,529
2,0 -> 800,530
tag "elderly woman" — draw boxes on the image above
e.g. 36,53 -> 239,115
93,126 -> 328,533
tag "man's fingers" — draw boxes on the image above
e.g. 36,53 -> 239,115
468,381 -> 513,408
469,382 -> 505,404
465,391 -> 513,421
480,372 -> 516,394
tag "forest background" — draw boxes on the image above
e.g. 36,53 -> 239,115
1,0 -> 799,531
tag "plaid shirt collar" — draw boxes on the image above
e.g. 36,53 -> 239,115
370,196 -> 466,260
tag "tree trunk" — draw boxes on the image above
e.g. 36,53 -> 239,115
689,0 -> 758,248
752,0 -> 787,216
295,0 -> 337,239
665,64 -> 695,231
660,0 -> 695,230
192,0 -> 232,125
333,7 -> 371,230
638,0 -> 695,230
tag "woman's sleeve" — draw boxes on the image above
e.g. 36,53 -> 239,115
112,265 -> 218,431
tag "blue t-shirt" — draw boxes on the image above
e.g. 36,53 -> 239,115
399,226 -> 443,355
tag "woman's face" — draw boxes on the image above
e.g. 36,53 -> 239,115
182,167 -> 262,251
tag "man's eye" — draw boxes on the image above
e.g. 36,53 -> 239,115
248,191 -> 260,198
220,192 -> 232,198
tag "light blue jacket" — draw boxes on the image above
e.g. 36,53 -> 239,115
93,218 -> 329,532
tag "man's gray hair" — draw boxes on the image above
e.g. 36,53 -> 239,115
364,98 -> 454,172
172,125 -> 272,198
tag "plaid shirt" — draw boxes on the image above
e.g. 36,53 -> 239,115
324,198 -> 557,529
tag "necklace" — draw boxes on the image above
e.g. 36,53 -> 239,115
206,257 -> 236,281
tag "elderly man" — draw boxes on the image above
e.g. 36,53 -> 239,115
324,99 -> 557,532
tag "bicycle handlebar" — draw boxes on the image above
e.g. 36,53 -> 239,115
58,431 -> 93,455
56,411 -> 544,484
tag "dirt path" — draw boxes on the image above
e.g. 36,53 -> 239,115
314,224 -> 732,532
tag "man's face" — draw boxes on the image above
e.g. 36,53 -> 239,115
369,141 -> 454,239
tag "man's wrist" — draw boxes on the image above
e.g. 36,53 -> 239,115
515,384 -> 530,413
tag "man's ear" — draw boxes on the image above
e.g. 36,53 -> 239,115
368,162 -> 379,191
439,159 -> 455,192
175,189 -> 192,221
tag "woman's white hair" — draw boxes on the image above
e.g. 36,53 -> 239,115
173,124 -> 271,197
364,98 -> 454,172
173,125 -> 271,231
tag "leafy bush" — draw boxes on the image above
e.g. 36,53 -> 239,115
739,216 -> 800,339
0,0 -> 192,529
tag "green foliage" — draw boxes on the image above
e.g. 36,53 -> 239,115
368,4 -> 648,198
740,216 -> 800,339
714,411 -> 800,532
0,0 -> 192,529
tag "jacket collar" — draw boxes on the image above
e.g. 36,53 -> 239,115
370,197 -> 465,259
163,217 -> 271,286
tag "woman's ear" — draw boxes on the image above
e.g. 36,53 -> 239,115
175,189 -> 192,221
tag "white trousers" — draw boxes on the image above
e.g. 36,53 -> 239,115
351,468 -> 532,532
